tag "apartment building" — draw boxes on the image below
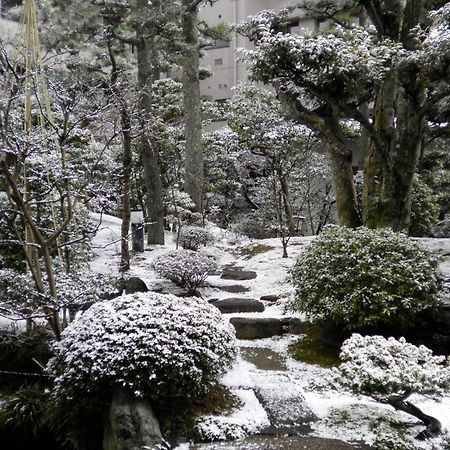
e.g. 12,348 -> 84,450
198,0 -> 337,101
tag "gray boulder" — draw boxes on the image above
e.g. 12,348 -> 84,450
210,298 -> 265,314
103,389 -> 162,450
230,317 -> 283,339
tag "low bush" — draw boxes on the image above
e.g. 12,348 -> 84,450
409,175 -> 439,237
291,225 -> 441,331
153,250 -> 217,293
46,292 -> 237,402
178,226 -> 213,251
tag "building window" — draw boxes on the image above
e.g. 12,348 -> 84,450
214,58 -> 223,66
204,38 -> 231,50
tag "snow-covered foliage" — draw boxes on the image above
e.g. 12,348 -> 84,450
153,250 -> 217,292
409,176 -> 439,237
336,334 -> 450,403
47,292 -> 237,400
237,11 -> 403,105
291,225 -> 441,330
178,226 -> 214,251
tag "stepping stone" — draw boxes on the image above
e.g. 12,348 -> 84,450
254,372 -> 317,430
221,268 -> 257,280
280,317 -> 307,335
217,285 -> 250,293
230,318 -> 283,339
260,294 -> 280,302
240,347 -> 287,371
210,298 -> 265,314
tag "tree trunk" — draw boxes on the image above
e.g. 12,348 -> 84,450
388,398 -> 442,440
328,149 -> 361,228
120,105 -> 132,272
182,2 -> 204,211
363,71 -> 425,232
278,169 -> 296,235
136,11 -> 165,245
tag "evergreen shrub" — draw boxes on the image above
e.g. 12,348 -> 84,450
291,225 -> 441,331
46,292 -> 237,401
178,226 -> 213,251
153,250 -> 217,293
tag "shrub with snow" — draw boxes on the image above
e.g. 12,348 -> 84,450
153,249 -> 217,293
291,225 -> 441,331
178,226 -> 213,251
47,292 -> 237,401
335,334 -> 450,439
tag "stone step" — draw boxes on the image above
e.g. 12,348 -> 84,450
221,268 -> 257,280
230,317 -> 307,340
210,298 -> 265,314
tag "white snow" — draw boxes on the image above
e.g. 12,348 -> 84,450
87,213 -> 450,449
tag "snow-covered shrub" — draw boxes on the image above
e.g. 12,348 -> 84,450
178,226 -> 213,251
409,176 -> 439,237
153,249 -> 217,293
291,225 -> 441,331
336,334 -> 450,401
47,293 -> 237,401
335,334 -> 450,440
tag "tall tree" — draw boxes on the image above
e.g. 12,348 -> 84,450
238,2 -> 450,231
181,0 -> 208,211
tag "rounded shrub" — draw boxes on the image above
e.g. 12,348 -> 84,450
291,225 -> 441,331
47,292 -> 237,401
178,226 -> 213,251
153,249 -> 217,293
409,175 -> 439,237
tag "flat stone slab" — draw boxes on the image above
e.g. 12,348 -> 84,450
221,269 -> 257,280
210,298 -> 265,314
240,347 -> 287,371
190,435 -> 372,449
230,318 -> 283,339
260,295 -> 280,302
280,317 -> 307,335
216,284 -> 251,293
254,372 -> 317,429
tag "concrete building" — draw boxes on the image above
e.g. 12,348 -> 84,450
198,0 -> 336,101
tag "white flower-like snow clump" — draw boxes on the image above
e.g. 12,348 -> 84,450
47,292 -> 237,400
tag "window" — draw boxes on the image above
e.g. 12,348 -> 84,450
214,58 -> 223,66
204,38 -> 231,50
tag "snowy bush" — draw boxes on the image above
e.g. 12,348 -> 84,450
178,226 -> 213,251
153,249 -> 217,293
47,292 -> 237,401
335,334 -> 450,439
409,176 -> 439,237
291,225 -> 441,331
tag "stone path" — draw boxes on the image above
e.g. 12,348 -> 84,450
198,264 -> 373,450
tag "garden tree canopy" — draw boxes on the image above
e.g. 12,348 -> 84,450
226,84 -> 331,236
238,1 -> 450,231
336,334 -> 450,439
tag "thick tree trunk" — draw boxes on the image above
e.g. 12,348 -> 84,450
388,398 -> 442,439
363,72 -> 425,232
182,3 -> 204,211
136,14 -> 165,245
328,149 -> 361,228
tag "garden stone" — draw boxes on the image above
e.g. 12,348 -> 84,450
103,388 -> 162,450
124,277 -> 148,294
217,284 -> 250,293
230,318 -> 283,339
260,294 -> 280,302
280,317 -> 307,335
210,298 -> 265,314
221,268 -> 257,280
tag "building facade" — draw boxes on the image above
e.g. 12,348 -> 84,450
198,0 -> 334,101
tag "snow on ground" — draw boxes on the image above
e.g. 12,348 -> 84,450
89,214 -> 450,449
